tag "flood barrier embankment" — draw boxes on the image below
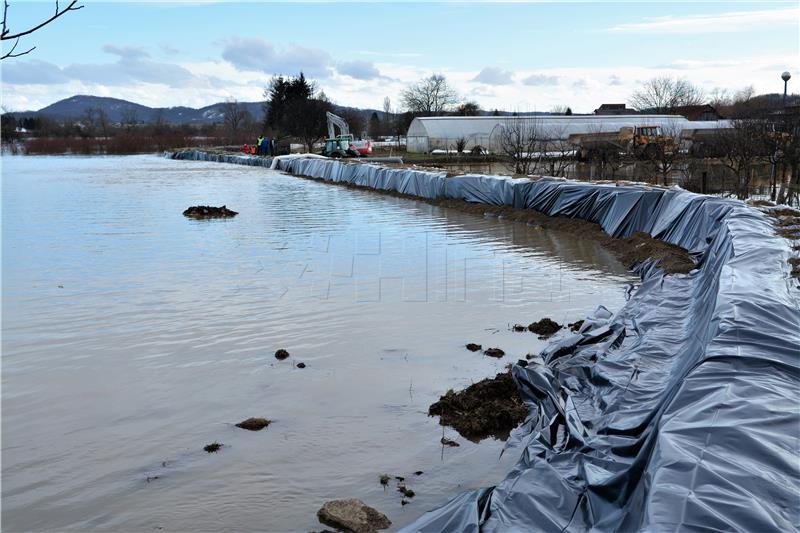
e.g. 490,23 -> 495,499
168,150 -> 800,532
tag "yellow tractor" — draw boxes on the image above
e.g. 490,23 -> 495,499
569,125 -> 675,160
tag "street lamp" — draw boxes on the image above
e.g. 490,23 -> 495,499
782,71 -> 791,106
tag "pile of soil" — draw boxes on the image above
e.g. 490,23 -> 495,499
183,205 -> 238,219
483,347 -> 505,358
528,318 -> 562,336
428,371 -> 528,441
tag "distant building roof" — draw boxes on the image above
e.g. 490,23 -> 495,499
670,105 -> 723,121
594,103 -> 637,115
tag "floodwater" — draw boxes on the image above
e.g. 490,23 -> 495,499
2,155 -> 636,532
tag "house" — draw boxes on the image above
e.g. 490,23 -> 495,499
670,105 -> 723,121
593,104 -> 637,115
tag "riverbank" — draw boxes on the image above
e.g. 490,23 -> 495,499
169,149 -> 800,532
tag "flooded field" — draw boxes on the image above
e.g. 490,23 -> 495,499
2,155 -> 636,531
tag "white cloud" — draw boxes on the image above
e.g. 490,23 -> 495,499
472,67 -> 514,85
608,7 -> 800,34
2,59 -> 70,85
337,60 -> 383,80
221,37 -> 333,78
102,44 -> 150,60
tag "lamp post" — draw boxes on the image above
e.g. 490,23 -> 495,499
782,71 -> 791,106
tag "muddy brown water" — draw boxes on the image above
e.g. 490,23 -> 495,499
2,155 -> 637,531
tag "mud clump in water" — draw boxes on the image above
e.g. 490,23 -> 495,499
182,205 -> 238,219
397,485 -> 415,498
274,349 -> 290,360
379,474 -> 390,486
204,442 -> 223,453
569,320 -> 585,332
317,499 -> 391,532
512,324 -> 527,332
483,347 -> 505,358
465,343 -> 482,352
296,362 -> 306,369
440,437 -> 460,447
528,318 -> 562,337
235,417 -> 271,431
429,371 -> 528,441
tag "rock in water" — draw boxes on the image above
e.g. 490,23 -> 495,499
182,205 -> 238,219
274,349 -> 290,360
465,343 -> 482,352
317,499 -> 391,532
235,417 -> 271,431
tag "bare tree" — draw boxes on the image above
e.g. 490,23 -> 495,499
714,119 -> 768,199
222,99 -> 247,142
121,108 -> 138,133
401,74 -> 458,116
629,76 -> 705,113
1,0 -> 83,59
540,124 -> 573,177
497,116 -> 541,175
383,96 -> 391,120
643,122 -> 683,186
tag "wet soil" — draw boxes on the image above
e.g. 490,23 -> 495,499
428,371 -> 528,442
274,349 -> 290,360
465,343 -> 482,352
293,174 -> 696,275
182,205 -> 238,219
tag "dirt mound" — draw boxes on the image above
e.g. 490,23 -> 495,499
274,349 -> 290,360
182,205 -> 238,219
465,343 -> 482,351
528,318 -> 562,336
608,232 -> 695,274
428,371 -> 528,441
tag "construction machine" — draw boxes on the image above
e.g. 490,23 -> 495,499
322,111 -> 367,157
569,125 -> 675,160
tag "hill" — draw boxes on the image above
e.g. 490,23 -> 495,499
12,95 -> 386,126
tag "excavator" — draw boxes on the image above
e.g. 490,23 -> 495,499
322,111 -> 371,157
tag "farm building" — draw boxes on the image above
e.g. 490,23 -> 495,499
405,115 -> 729,153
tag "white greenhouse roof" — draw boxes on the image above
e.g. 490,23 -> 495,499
407,115 -> 730,141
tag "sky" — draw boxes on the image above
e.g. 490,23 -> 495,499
1,1 -> 798,113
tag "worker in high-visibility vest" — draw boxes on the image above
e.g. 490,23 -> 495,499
256,135 -> 264,156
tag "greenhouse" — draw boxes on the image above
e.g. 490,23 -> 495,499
405,115 -> 729,153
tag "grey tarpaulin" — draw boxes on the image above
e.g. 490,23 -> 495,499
169,152 -> 800,532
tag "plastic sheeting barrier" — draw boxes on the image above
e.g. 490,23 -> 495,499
169,152 -> 800,532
